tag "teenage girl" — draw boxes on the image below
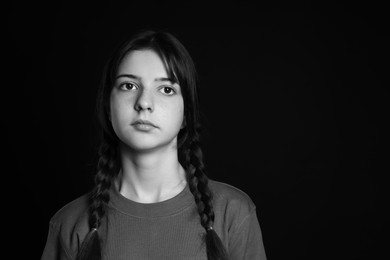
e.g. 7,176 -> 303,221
41,30 -> 267,260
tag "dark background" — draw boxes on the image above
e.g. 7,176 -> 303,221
4,1 -> 387,259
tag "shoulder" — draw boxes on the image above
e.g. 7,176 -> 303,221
208,182 -> 267,259
50,193 -> 90,228
42,193 -> 91,258
49,193 -> 91,246
208,180 -> 256,217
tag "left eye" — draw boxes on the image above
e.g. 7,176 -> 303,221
160,86 -> 176,95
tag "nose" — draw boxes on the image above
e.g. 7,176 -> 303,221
134,89 -> 154,112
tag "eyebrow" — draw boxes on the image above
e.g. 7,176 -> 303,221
116,74 -> 175,83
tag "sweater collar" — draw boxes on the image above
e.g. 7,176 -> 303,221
108,183 -> 194,218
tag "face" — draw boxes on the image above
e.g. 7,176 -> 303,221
109,50 -> 184,153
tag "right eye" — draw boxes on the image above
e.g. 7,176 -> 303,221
119,82 -> 138,91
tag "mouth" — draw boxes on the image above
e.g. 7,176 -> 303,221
131,120 -> 158,128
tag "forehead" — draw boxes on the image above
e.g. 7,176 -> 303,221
117,50 -> 168,77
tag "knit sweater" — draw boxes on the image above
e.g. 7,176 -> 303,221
41,180 -> 267,260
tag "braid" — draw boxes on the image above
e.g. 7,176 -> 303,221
89,141 -> 118,228
77,138 -> 119,260
184,134 -> 229,260
186,142 -> 213,229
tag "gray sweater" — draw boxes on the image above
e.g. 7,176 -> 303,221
41,180 -> 267,260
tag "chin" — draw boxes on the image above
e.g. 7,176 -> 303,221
120,138 -> 177,153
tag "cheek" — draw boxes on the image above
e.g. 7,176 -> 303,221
160,100 -> 184,128
176,108 -> 184,126
110,96 -> 131,127
172,99 -> 185,122
175,103 -> 185,130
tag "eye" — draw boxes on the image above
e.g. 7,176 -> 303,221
119,82 -> 138,91
160,86 -> 176,95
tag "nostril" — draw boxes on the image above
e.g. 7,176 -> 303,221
134,94 -> 153,112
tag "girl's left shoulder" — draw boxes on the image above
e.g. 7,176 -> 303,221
208,180 -> 256,214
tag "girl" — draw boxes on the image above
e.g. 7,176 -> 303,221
41,30 -> 267,260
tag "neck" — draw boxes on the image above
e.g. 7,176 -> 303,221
117,142 -> 187,203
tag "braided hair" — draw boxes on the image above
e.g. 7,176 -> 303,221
77,30 -> 229,260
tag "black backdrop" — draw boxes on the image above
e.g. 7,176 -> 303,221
4,1 -> 387,259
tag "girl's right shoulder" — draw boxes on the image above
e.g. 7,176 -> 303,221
42,193 -> 92,258
49,192 -> 91,233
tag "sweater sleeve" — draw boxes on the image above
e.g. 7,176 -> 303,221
228,208 -> 267,260
41,222 -> 73,260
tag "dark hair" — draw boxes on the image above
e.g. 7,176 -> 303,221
77,30 -> 229,260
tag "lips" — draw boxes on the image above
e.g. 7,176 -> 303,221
131,119 -> 158,128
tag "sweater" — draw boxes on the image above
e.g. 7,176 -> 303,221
41,180 -> 267,260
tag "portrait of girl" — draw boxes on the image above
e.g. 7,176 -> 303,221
41,30 -> 267,260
